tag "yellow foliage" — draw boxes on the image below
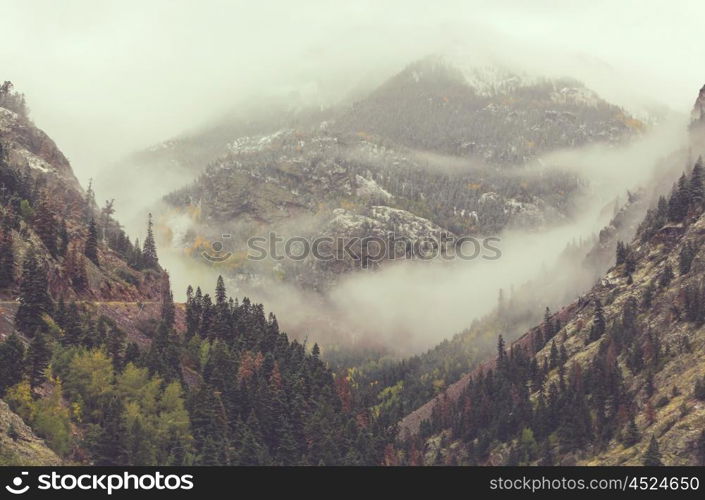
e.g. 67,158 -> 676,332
70,402 -> 82,423
5,380 -> 35,422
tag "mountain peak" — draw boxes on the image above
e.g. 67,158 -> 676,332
395,55 -> 467,86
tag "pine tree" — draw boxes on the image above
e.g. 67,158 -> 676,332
27,329 -> 51,387
693,376 -> 705,400
124,342 -> 141,365
190,384 -> 230,465
146,323 -> 182,383
142,213 -> 158,269
94,394 -> 128,465
543,307 -> 554,341
62,303 -> 84,346
659,264 -> 674,288
695,429 -> 705,466
558,344 -> 568,367
85,218 -> 99,266
549,340 -> 559,370
623,415 -> 640,446
64,242 -> 88,291
0,227 -> 14,287
616,241 -> 627,265
642,435 -> 663,466
642,282 -> 655,309
589,299 -> 606,342
100,199 -> 115,242
33,197 -> 57,256
497,335 -> 507,367
160,273 -> 175,329
14,249 -> 52,336
679,242 -> 696,275
689,158 -> 705,209
126,418 -> 156,465
84,178 -> 96,223
0,333 -> 25,395
128,237 -> 143,270
668,174 -> 690,222
106,324 -> 126,371
215,275 -> 227,305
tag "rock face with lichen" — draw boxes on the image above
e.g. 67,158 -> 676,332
0,399 -> 61,465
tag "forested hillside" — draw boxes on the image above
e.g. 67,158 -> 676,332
0,83 -> 389,465
391,152 -> 705,465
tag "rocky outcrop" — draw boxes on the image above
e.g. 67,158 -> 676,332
0,399 -> 61,465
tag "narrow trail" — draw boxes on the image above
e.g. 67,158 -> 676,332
0,301 -> 162,306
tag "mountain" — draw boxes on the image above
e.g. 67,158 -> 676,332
383,86 -> 705,466
333,56 -> 641,163
157,57 -> 642,293
162,126 -> 579,291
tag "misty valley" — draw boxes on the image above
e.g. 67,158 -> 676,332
3,2 -> 705,478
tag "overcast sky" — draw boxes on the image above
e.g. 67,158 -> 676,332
2,0 -> 705,182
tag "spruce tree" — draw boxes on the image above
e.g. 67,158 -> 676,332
679,242 -> 696,275
124,342 -> 141,366
62,302 -> 84,346
0,227 -> 14,287
85,218 -> 99,266
642,435 -> 663,466
616,241 -> 627,265
623,415 -> 641,446
497,335 -> 507,367
190,384 -> 230,465
146,323 -> 182,383
215,275 -> 227,305
549,340 -> 559,370
142,213 -> 159,269
106,324 -> 126,371
33,197 -> 57,256
84,179 -> 96,223
27,329 -> 51,387
14,249 -> 52,336
0,333 -> 25,395
695,429 -> 705,466
659,264 -> 674,288
543,307 -> 554,340
213,276 -> 231,341
689,157 -> 705,209
589,299 -> 606,342
693,376 -> 705,400
94,394 -> 128,465
160,273 -> 175,329
668,174 -> 690,222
